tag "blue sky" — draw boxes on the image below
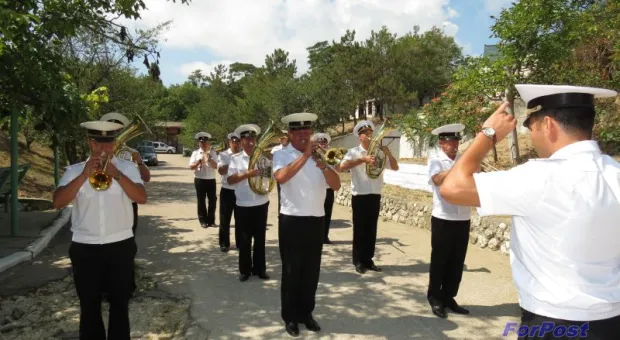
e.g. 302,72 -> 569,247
126,0 -> 512,86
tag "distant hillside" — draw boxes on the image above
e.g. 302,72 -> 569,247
0,132 -> 60,200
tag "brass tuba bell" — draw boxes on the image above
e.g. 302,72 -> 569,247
247,121 -> 279,195
366,118 -> 396,179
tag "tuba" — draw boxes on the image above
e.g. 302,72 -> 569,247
89,114 -> 151,191
247,121 -> 279,195
115,114 -> 152,161
366,118 -> 396,179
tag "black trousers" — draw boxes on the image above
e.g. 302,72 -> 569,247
69,237 -> 136,340
427,216 -> 470,303
323,189 -> 334,241
194,178 -> 217,225
218,188 -> 237,248
131,202 -> 138,292
351,194 -> 381,267
279,214 -> 325,323
236,202 -> 268,275
514,308 -> 620,340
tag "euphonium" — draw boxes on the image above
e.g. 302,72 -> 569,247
89,153 -> 113,191
248,121 -> 279,195
366,118 -> 396,179
115,114 -> 152,161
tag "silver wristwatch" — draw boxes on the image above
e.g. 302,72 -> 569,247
481,127 -> 496,143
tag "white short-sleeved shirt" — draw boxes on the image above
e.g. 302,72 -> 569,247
58,157 -> 144,244
227,150 -> 269,207
189,148 -> 217,180
342,144 -> 393,196
217,149 -> 236,190
473,140 -> 620,321
428,151 -> 471,221
273,147 -> 328,216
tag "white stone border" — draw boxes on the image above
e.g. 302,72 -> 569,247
0,207 -> 72,274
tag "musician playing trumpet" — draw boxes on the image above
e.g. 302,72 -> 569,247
189,132 -> 218,228
310,132 -> 336,244
52,120 -> 146,340
426,123 -> 472,319
338,120 -> 399,274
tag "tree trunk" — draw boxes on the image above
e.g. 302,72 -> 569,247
64,141 -> 79,165
376,100 -> 384,121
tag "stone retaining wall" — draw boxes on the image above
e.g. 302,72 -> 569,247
335,184 -> 511,255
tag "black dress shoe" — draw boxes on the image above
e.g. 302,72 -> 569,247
446,300 -> 470,315
304,317 -> 321,332
366,264 -> 382,272
355,265 -> 367,274
285,322 -> 299,337
200,222 -> 208,228
323,239 -> 332,244
220,246 -> 229,252
239,274 -> 250,282
257,272 -> 270,280
431,303 -> 447,318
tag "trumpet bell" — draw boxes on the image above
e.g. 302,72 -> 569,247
89,171 -> 112,191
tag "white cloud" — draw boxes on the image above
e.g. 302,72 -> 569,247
483,0 -> 514,13
178,60 -> 235,77
120,0 -> 462,74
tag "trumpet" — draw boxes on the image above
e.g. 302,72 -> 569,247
89,153 -> 112,191
312,146 -> 347,167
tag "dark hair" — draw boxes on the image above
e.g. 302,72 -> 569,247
530,107 -> 595,138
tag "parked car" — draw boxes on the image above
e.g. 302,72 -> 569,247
137,146 -> 158,166
152,141 -> 176,154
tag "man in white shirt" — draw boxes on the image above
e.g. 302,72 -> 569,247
311,132 -> 336,244
271,130 -> 289,214
189,132 -> 218,228
440,84 -> 620,340
217,132 -> 241,252
226,124 -> 270,282
273,113 -> 341,337
52,120 -> 146,340
426,123 -> 472,319
338,120 -> 399,274
100,112 -> 151,296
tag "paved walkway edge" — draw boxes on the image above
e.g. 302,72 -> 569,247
0,207 -> 72,274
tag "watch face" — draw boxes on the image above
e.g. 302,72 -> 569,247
483,127 -> 495,137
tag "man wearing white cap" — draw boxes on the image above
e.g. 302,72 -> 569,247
426,123 -> 472,319
189,132 -> 218,228
217,132 -> 242,252
226,124 -> 270,282
311,132 -> 336,244
339,120 -> 399,274
441,84 -> 620,339
100,112 -> 151,296
53,120 -> 146,339
273,113 -> 341,336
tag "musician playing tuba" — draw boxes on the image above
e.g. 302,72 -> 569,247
189,132 -> 218,228
226,124 -> 270,282
337,120 -> 399,274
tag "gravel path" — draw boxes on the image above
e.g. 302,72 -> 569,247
135,154 -> 521,340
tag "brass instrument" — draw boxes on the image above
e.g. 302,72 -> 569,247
197,150 -> 212,171
213,143 -> 227,153
312,146 -> 347,166
115,114 -> 152,162
247,121 -> 279,195
89,153 -> 113,191
89,114 -> 152,191
366,118 -> 396,179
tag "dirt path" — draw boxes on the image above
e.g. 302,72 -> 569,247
132,154 -> 520,340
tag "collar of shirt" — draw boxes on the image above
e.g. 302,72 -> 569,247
549,140 -> 601,160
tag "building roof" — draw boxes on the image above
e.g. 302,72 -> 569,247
155,122 -> 184,128
483,45 -> 501,62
